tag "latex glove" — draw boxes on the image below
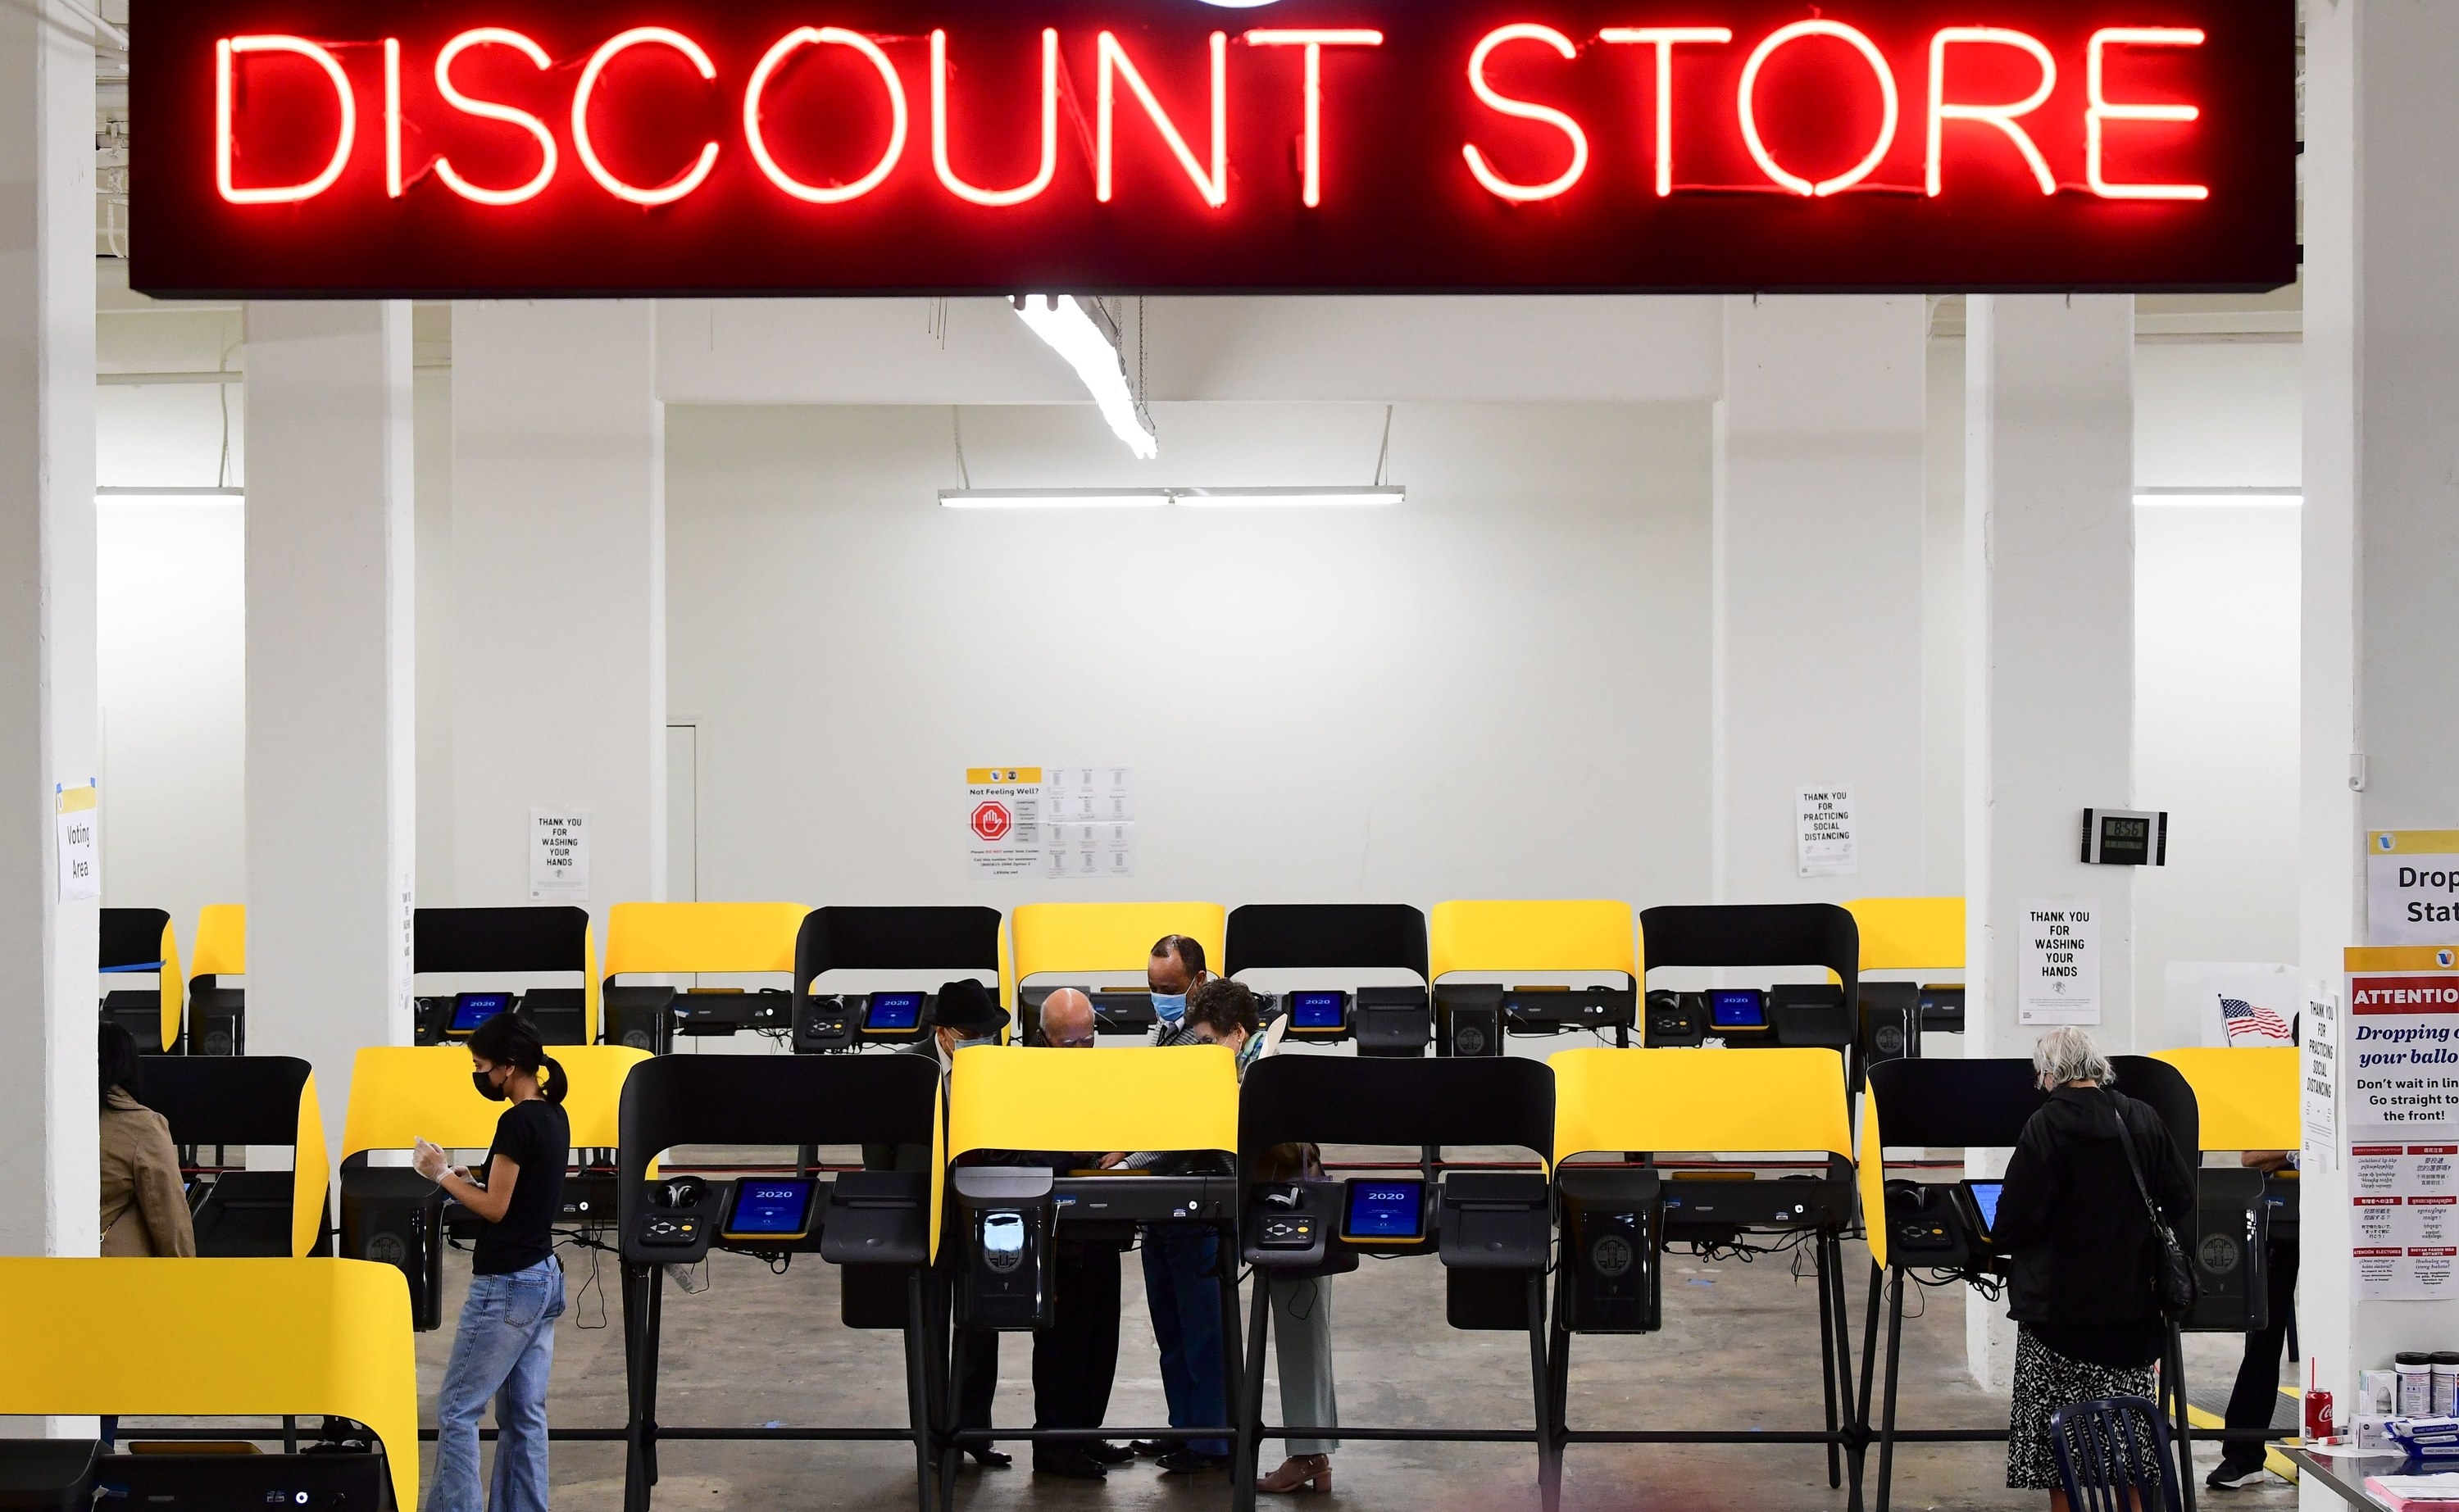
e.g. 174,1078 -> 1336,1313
411,1137 -> 452,1183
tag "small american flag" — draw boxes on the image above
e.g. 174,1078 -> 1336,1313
2220,997 -> 2291,1042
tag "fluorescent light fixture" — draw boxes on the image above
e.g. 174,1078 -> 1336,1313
1011,295 -> 1160,461
940,488 -> 1171,509
1173,486 -> 1403,507
940,485 -> 1405,509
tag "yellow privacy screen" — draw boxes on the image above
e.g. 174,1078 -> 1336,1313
948,1044 -> 1237,1160
0,1258 -> 419,1510
1429,900 -> 1638,981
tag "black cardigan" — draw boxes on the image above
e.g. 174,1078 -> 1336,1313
1995,1085 -> 2198,1334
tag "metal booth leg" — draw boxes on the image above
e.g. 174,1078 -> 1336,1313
1234,1273 -> 1270,1512
2168,1324 -> 2197,1512
1873,1267 -> 1906,1512
622,1263 -> 661,1512
1826,1235 -> 1864,1512
1816,1233 -> 1841,1488
1217,1240 -> 1248,1512
1544,1301 -> 1573,1512
903,1268 -> 935,1512
938,1314 -> 973,1512
1528,1269 -> 1561,1512
1852,1257 -> 1884,1509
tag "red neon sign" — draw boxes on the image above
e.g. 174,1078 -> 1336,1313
136,0 -> 2294,297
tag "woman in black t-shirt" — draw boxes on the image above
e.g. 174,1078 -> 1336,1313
413,1013 -> 571,1512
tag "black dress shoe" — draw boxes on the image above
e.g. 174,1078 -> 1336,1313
1032,1452 -> 1108,1480
1128,1440 -> 1171,1457
966,1448 -> 1013,1470
1085,1441 -> 1136,1464
1157,1451 -> 1229,1475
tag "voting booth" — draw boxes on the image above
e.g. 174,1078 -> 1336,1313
1548,1046 -> 1864,1501
0,1258 -> 418,1510
599,901 -> 804,1051
1857,1056 -> 2202,1512
184,903 -> 247,1058
616,1053 -> 944,1512
339,1044 -> 646,1329
944,1044 -> 1240,1504
1637,903 -> 1860,1063
1003,901 -> 1226,1041
1843,897 -> 1968,1071
789,904 -> 1002,1053
1427,899 -> 1639,1056
143,1056 -> 331,1258
1233,1055 -> 1557,1512
411,905 -> 599,1047
2156,1047 -> 2301,1337
1222,903 -> 1430,1054
98,906 -> 181,1054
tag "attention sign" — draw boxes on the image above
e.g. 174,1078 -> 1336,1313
130,0 -> 2295,297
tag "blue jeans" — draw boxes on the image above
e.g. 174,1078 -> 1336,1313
1142,1228 -> 1227,1458
429,1260 -> 565,1512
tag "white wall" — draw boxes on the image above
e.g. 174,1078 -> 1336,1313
96,500 -> 245,937
2134,502 -> 2303,1042
94,378 -> 249,938
2128,341 -> 2304,1040
666,400 -> 1712,910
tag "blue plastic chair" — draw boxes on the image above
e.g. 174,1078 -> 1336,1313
2049,1395 -> 2184,1512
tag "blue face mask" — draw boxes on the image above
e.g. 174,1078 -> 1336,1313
1149,992 -> 1188,1024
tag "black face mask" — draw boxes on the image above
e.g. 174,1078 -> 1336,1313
473,1068 -> 510,1102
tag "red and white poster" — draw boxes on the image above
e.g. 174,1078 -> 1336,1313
965,765 -> 1134,879
2346,947 -> 2459,1301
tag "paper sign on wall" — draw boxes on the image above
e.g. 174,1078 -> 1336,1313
2304,989 -> 2339,1174
966,766 -> 1133,879
2344,947 -> 2459,1300
2369,831 -> 2459,945
55,782 -> 98,903
529,810 -> 589,901
2019,899 -> 2102,1025
966,768 -> 1045,879
1795,787 -> 1857,879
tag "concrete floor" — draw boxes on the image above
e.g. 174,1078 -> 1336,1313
388,1196 -> 2299,1512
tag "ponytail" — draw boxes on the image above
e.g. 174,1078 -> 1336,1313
468,1013 -> 565,1101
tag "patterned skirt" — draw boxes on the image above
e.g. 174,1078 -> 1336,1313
2006,1327 -> 2158,1489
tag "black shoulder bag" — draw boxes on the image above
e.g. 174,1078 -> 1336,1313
2106,1089 -> 2198,1319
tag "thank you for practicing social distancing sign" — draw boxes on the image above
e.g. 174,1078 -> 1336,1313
2369,831 -> 2459,946
1795,786 -> 1857,879
2020,898 -> 2101,1026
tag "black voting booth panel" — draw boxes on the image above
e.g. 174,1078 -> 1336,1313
1637,904 -> 1867,1060
142,1056 -> 330,1258
615,1054 -> 942,1512
789,906 -> 1002,1053
1859,1056 -> 2201,1512
1223,904 -> 1432,1053
411,906 -> 593,1047
100,907 -> 179,1054
1232,1056 -> 1558,1512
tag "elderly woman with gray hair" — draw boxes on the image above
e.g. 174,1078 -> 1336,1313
1993,1027 -> 2196,1507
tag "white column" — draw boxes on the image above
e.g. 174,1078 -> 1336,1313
2299,0 -> 2459,1443
1962,293 -> 2136,1384
450,302 -> 666,929
0,0 -> 98,1261
1711,297 -> 1931,903
244,304 -> 416,1159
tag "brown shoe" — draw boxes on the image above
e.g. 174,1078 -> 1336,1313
1257,1455 -> 1331,1495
